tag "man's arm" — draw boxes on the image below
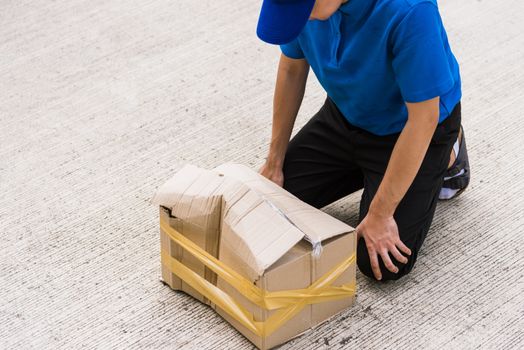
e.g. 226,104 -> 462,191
259,53 -> 310,185
356,97 -> 441,280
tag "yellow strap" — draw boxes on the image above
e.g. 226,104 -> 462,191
160,219 -> 355,309
160,217 -> 356,336
162,252 -> 264,335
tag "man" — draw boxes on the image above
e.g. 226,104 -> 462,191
257,0 -> 471,281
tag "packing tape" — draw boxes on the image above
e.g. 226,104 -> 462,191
160,218 -> 356,337
260,196 -> 323,257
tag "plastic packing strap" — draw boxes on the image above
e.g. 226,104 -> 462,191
160,218 -> 356,337
260,194 -> 323,258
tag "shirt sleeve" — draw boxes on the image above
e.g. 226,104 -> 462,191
280,37 -> 305,59
391,2 -> 455,103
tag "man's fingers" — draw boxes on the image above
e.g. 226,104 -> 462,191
390,245 -> 408,265
368,249 -> 382,281
396,239 -> 412,256
379,249 -> 399,274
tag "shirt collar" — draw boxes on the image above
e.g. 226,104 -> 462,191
338,0 -> 375,21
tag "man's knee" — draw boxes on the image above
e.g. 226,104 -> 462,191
356,239 -> 416,282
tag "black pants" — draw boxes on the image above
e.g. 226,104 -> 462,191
282,97 -> 461,281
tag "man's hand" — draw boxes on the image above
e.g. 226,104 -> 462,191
259,162 -> 284,187
356,211 -> 411,280
357,97 -> 438,280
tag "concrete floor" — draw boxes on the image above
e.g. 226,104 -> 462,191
1,0 -> 523,349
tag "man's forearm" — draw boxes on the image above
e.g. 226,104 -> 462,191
267,54 -> 309,167
369,98 -> 440,217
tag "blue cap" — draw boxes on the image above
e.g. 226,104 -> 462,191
256,0 -> 316,45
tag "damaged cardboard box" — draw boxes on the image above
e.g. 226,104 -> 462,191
152,163 -> 357,350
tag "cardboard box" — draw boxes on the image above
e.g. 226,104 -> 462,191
153,163 -> 357,349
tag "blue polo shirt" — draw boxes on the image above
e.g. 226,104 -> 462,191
280,0 -> 462,136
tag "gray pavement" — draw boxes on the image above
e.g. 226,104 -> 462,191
1,0 -> 523,349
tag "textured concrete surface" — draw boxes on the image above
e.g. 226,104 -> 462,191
1,0 -> 523,349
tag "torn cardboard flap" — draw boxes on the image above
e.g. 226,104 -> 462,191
151,164 -> 223,218
153,163 -> 355,281
219,189 -> 305,280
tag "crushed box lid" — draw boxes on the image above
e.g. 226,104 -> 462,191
152,163 -> 355,278
212,163 -> 354,248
